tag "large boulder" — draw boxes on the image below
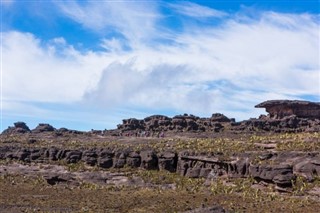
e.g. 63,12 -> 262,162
126,152 -> 141,168
158,151 -> 177,172
140,150 -> 158,170
97,149 -> 114,168
249,164 -> 295,187
82,149 -> 98,166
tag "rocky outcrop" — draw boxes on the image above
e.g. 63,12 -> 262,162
1,146 -> 319,189
1,122 -> 30,134
117,113 -> 234,133
232,115 -> 320,133
255,100 -> 320,119
32,123 -> 55,133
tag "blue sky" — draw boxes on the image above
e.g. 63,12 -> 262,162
1,0 -> 319,132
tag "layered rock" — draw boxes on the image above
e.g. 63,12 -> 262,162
1,122 -> 31,134
1,146 -> 319,189
255,100 -> 320,119
117,113 -> 234,133
32,123 -> 55,133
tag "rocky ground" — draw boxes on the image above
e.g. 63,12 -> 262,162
1,106 -> 320,212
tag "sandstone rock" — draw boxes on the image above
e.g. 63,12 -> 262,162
98,149 -> 114,168
255,100 -> 320,119
32,123 -> 55,133
294,158 -> 320,181
211,113 -> 231,122
185,168 -> 201,178
98,158 -> 113,168
66,150 -> 82,164
114,151 -> 128,168
158,151 -> 177,172
249,164 -> 295,186
140,150 -> 158,170
2,122 -> 30,134
45,147 -> 59,161
82,150 -> 98,166
126,152 -> 141,168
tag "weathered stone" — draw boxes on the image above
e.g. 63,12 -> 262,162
199,168 -> 212,178
255,100 -> 320,119
158,151 -> 177,172
140,150 -> 158,170
32,123 -> 55,133
66,150 -> 82,164
249,164 -> 294,186
97,149 -> 114,168
126,152 -> 141,168
98,157 -> 113,168
114,152 -> 127,168
294,158 -> 320,181
2,122 -> 30,134
185,168 -> 201,178
82,150 -> 98,166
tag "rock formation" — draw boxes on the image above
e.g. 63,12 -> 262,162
1,146 -> 319,189
117,113 -> 234,133
255,100 -> 320,119
1,122 -> 30,134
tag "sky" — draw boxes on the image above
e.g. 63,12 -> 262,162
1,0 -> 319,132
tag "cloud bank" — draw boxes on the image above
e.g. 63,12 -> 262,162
1,1 -> 319,130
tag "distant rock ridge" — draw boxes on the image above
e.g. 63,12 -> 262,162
116,113 -> 235,133
1,100 -> 320,135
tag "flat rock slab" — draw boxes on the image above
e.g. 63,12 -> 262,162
0,163 -> 144,187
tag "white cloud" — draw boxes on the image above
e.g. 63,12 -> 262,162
2,31 -> 114,102
169,2 -> 228,18
101,38 -> 125,52
55,1 -> 160,48
2,3 -> 319,129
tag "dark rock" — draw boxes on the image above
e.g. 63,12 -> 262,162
30,148 -> 47,161
28,139 -> 37,144
98,157 -> 113,168
249,164 -> 295,186
82,150 -> 98,166
140,150 -> 158,170
127,152 -> 141,168
2,122 -> 30,134
66,150 -> 82,164
294,158 -> 320,181
114,151 -> 127,168
43,173 -> 75,185
32,123 -> 55,133
211,113 -> 231,122
46,147 -> 59,161
13,149 -> 30,161
158,152 -> 177,172
255,100 -> 320,119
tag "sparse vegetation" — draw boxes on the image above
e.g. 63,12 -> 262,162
1,131 -> 320,212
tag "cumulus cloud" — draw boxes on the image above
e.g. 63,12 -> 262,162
2,31 -> 112,102
2,1 -> 319,128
